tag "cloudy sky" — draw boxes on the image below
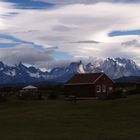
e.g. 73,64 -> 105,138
0,0 -> 140,69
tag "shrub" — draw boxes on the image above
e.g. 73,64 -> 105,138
17,91 -> 38,100
47,93 -> 59,100
107,89 -> 126,99
127,88 -> 140,95
0,93 -> 7,102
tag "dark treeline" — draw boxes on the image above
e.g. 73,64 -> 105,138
0,82 -> 139,101
0,84 -> 65,101
115,82 -> 136,88
0,84 -> 64,93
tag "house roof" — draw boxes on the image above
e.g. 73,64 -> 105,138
65,73 -> 104,85
23,85 -> 38,89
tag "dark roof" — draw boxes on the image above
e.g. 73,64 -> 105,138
65,73 -> 104,85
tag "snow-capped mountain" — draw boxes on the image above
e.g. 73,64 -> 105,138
85,58 -> 140,79
66,61 -> 85,74
46,61 -> 86,82
0,58 -> 140,85
0,62 -> 46,85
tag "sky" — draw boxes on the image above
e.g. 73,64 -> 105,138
0,0 -> 140,69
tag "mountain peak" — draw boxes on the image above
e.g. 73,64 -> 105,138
18,61 -> 24,66
0,61 -> 4,67
0,58 -> 139,84
67,60 -> 85,73
77,62 -> 85,73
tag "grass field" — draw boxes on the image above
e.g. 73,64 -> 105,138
0,95 -> 140,140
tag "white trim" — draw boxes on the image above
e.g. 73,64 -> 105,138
109,86 -> 113,91
102,85 -> 106,93
104,74 -> 115,84
93,73 -> 115,84
96,85 -> 101,92
92,73 -> 104,84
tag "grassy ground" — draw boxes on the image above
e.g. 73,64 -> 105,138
0,95 -> 140,140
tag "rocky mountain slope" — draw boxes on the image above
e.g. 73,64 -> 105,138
0,58 -> 140,85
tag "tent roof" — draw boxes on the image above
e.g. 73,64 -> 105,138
23,85 -> 38,89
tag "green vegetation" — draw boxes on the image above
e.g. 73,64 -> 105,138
47,92 -> 59,100
0,95 -> 140,140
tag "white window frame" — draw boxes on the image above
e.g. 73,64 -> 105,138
109,86 -> 113,91
102,85 -> 106,93
96,85 -> 101,93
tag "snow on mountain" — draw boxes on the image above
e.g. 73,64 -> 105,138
65,61 -> 85,74
3,69 -> 16,77
77,61 -> 85,73
46,61 -> 86,82
85,58 -> 140,79
48,58 -> 140,82
0,61 -> 46,85
27,71 -> 41,78
0,58 -> 140,85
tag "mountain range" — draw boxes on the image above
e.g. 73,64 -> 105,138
0,58 -> 140,85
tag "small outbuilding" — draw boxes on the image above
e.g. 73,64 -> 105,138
64,73 -> 114,99
18,85 -> 38,100
22,85 -> 38,92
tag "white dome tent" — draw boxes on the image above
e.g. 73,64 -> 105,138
22,85 -> 38,91
18,85 -> 39,100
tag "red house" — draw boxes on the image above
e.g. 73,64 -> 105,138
64,73 -> 114,98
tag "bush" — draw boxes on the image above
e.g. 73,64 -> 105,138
17,91 -> 38,100
127,88 -> 140,95
47,93 -> 59,100
0,93 -> 7,102
107,89 -> 126,99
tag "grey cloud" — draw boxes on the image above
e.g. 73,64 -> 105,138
46,59 -> 73,69
114,0 -> 140,2
33,0 -> 108,4
2,1 -> 140,66
0,44 -> 55,69
34,0 -> 140,4
122,40 -> 140,47
52,25 -> 76,32
70,40 -> 100,44
47,46 -> 58,50
41,35 -> 67,42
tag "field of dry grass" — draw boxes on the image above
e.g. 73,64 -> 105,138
0,94 -> 140,140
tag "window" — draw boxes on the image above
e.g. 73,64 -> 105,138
109,86 -> 113,91
96,85 -> 101,93
102,85 -> 106,92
